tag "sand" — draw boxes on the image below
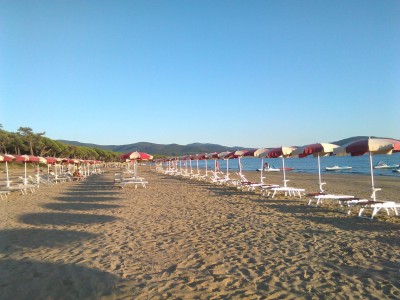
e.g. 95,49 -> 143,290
0,167 -> 399,299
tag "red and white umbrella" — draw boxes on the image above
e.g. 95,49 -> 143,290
334,138 -> 400,201
218,151 -> 237,178
205,152 -> 220,175
121,151 -> 153,161
121,151 -> 153,177
197,153 -> 208,176
292,143 -> 339,193
234,150 -> 250,176
0,154 -> 15,187
267,146 -> 296,187
250,148 -> 271,182
14,155 -> 41,185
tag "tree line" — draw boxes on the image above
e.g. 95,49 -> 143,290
0,125 -> 120,162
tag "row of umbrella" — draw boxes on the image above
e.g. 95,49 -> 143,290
154,138 -> 400,201
0,154 -> 103,187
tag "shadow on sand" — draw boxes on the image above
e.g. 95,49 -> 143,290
42,202 -> 122,211
0,258 -> 120,299
19,213 -> 118,226
0,228 -> 97,253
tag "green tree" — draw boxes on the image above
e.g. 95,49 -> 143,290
17,127 -> 46,155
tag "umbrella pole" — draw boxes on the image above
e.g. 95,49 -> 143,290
226,159 -> 229,178
205,160 -> 208,177
369,151 -> 377,201
282,157 -> 287,187
317,154 -> 323,193
6,161 -> 10,188
24,162 -> 27,185
134,161 -> 138,177
196,160 -> 199,175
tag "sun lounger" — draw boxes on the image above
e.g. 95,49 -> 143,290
236,173 -> 279,192
307,194 -> 356,207
341,199 -> 400,219
266,186 -> 306,198
2,184 -> 36,195
262,179 -> 305,198
0,190 -> 10,200
117,176 -> 148,189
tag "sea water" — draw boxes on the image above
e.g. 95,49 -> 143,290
183,152 -> 400,178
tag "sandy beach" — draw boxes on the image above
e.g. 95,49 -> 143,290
0,167 -> 399,299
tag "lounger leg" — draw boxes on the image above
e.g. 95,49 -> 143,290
358,207 -> 366,218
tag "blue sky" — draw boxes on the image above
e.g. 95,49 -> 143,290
1,0 -> 399,148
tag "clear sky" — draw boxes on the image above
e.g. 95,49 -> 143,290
1,0 -> 399,148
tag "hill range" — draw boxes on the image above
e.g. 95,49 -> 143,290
58,136 -> 393,156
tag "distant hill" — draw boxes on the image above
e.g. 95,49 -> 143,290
57,140 -> 248,156
58,136 -> 398,156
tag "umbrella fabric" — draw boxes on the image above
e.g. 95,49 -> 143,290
334,138 -> 400,156
44,157 -> 58,164
333,138 -> 400,201
121,151 -> 153,161
267,146 -> 296,187
14,155 -> 41,162
292,143 -> 339,193
0,154 -> 14,162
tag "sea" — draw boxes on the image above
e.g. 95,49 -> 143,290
179,152 -> 400,178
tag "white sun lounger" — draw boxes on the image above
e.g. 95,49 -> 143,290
266,186 -> 305,198
0,190 -> 10,200
342,199 -> 400,220
308,194 -> 355,207
118,177 -> 148,189
3,184 -> 36,195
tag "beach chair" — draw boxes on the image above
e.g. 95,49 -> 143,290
342,199 -> 400,220
114,173 -> 122,183
237,173 -> 278,192
307,193 -> 356,207
117,176 -> 148,189
264,180 -> 305,198
3,184 -> 36,195
209,171 -> 227,185
0,190 -> 10,200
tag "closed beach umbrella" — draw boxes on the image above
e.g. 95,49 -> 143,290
292,143 -> 339,193
0,154 -> 15,187
333,138 -> 400,201
267,146 -> 296,187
